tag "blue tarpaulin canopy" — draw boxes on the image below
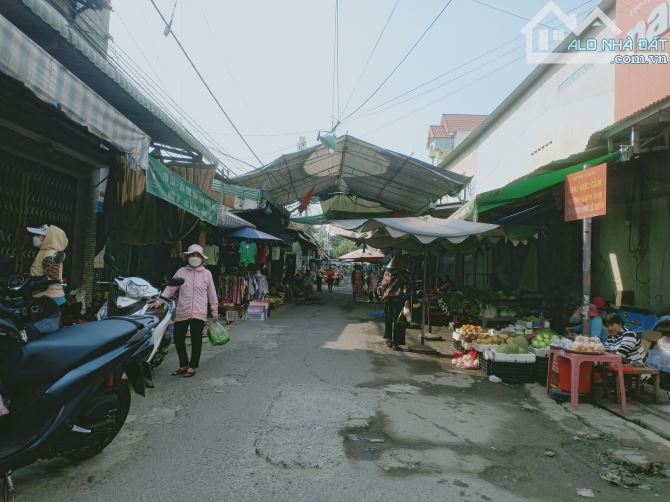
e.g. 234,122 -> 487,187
230,227 -> 283,242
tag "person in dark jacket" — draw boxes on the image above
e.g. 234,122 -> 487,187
377,255 -> 410,351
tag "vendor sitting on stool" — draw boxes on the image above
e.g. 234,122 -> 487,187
565,296 -> 607,345
604,313 -> 647,367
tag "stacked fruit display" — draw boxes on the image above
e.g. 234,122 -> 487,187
458,324 -> 486,343
531,329 -> 560,349
474,332 -> 511,346
495,336 -> 530,354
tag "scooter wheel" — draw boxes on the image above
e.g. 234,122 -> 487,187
60,381 -> 131,462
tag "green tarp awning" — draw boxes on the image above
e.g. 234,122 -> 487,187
147,156 -> 218,225
476,150 -> 621,215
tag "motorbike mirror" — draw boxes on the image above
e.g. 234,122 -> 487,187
52,251 -> 66,264
167,277 -> 185,287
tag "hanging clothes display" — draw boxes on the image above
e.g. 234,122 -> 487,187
221,242 -> 239,269
220,271 -> 269,304
256,242 -> 268,264
203,244 -> 219,266
239,240 -> 257,266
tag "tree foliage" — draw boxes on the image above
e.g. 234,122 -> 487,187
333,240 -> 357,257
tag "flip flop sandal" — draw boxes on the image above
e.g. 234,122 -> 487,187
183,369 -> 196,378
172,368 -> 187,376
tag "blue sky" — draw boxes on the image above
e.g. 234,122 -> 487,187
109,0 -> 601,176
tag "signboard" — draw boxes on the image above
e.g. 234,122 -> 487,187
564,163 -> 607,221
147,157 -> 218,225
615,0 -> 670,120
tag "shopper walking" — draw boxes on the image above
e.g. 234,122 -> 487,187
156,244 -> 218,378
378,255 -> 410,351
367,267 -> 379,303
326,267 -> 336,292
351,264 -> 364,302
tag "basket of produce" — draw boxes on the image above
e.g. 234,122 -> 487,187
479,336 -> 536,384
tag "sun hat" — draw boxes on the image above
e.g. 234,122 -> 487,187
592,296 -> 606,310
27,224 -> 50,236
386,254 -> 409,270
182,244 -> 208,260
574,304 -> 600,318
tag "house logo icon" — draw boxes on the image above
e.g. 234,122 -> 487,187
522,1 -> 621,64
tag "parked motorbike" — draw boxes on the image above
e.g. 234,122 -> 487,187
0,255 -> 174,501
96,255 -> 179,369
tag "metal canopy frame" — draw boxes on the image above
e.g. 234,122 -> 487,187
233,135 -> 469,215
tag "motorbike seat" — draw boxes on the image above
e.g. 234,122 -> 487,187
3,319 -> 140,393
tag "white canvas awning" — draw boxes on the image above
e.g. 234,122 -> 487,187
216,206 -> 255,229
332,216 -> 501,246
0,13 -> 150,169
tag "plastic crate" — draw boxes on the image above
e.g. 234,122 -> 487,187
478,352 -> 489,373
226,310 -> 243,322
245,311 -> 266,321
452,339 -> 464,352
534,356 -> 549,385
480,359 -> 535,384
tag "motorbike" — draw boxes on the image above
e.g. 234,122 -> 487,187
96,255 -> 177,369
0,254 -> 183,501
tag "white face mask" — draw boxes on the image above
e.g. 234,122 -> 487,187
188,256 -> 202,268
33,236 -> 44,248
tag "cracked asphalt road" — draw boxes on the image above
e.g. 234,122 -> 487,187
14,287 -> 670,501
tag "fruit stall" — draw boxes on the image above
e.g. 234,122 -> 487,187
437,288 -> 549,330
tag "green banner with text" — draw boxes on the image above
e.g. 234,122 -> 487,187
146,156 -> 218,225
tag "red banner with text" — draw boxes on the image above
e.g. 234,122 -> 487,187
564,163 -> 607,221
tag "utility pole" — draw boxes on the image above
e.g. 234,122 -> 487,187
297,136 -> 307,151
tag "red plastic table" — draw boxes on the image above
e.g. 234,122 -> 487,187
546,348 -> 626,413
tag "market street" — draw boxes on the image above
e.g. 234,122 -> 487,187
13,287 -> 670,502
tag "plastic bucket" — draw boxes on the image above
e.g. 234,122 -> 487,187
557,356 -> 593,394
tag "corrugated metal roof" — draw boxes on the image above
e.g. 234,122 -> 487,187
232,135 -> 469,215
1,0 -> 217,164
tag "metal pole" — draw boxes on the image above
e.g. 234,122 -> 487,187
582,216 -> 592,337
421,247 -> 428,344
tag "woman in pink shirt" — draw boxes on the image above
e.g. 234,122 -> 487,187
159,244 -> 218,378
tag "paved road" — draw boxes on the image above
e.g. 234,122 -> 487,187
15,288 -> 670,501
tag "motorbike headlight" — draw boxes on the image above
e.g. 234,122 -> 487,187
96,303 -> 108,320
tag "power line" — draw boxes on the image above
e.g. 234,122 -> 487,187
357,0 -> 600,135
330,0 -> 337,127
66,0 -> 249,177
148,0 -> 264,166
335,0 -> 340,121
341,0 -> 455,123
363,54 -> 525,137
341,0 -> 400,116
362,38 -> 521,115
469,0 -> 551,28
351,0 -> 599,122
359,43 -> 523,117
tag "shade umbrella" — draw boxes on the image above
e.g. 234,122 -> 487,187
332,216 -> 501,352
230,227 -> 284,241
338,247 -> 385,263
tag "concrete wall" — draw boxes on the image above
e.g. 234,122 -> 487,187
465,61 -> 614,195
444,3 -> 617,196
592,152 -> 670,313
